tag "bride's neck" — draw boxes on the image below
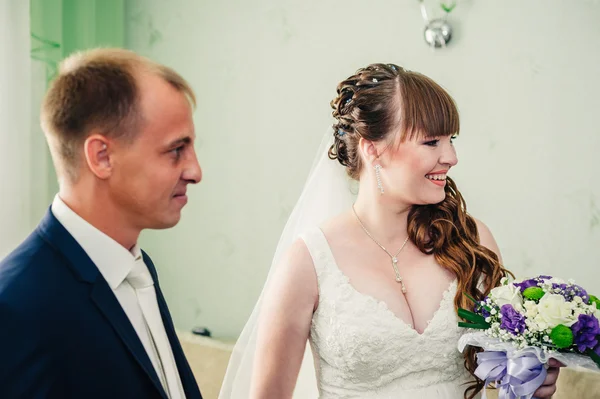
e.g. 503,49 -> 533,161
352,190 -> 411,245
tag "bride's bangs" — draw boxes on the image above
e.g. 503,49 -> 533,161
399,72 -> 460,141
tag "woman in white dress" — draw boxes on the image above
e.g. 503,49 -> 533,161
219,64 -> 560,399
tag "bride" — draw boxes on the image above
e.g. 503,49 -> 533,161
219,63 -> 560,398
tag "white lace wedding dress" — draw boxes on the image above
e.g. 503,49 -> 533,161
218,131 -> 479,399
302,228 -> 475,399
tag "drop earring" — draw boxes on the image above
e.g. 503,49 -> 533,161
374,164 -> 384,194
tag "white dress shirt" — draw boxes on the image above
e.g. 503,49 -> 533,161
52,195 -> 185,399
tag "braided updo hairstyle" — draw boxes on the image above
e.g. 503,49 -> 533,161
329,63 -> 511,399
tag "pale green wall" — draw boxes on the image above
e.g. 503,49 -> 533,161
113,0 -> 600,340
30,0 -> 126,221
0,2 -> 31,258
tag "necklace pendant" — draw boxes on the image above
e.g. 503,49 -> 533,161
392,257 -> 398,264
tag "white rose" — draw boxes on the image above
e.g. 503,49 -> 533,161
490,284 -> 524,310
533,315 -> 549,331
526,318 -> 542,332
536,294 -> 577,328
524,301 -> 539,318
524,300 -> 538,310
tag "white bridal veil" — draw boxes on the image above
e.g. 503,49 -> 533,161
219,128 -> 356,398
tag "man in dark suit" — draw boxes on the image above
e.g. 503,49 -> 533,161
0,48 -> 203,399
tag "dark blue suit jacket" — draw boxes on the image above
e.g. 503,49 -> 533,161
0,209 -> 203,399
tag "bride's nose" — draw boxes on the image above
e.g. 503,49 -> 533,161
440,145 -> 458,167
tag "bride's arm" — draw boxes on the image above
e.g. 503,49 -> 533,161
250,239 -> 318,399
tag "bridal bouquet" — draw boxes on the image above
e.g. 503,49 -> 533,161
458,275 -> 600,399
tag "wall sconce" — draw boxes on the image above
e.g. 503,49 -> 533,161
419,0 -> 456,49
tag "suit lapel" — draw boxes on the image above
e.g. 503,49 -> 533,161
143,252 -> 203,399
90,279 -> 168,398
37,209 -> 168,399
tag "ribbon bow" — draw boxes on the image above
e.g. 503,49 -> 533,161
475,351 -> 547,399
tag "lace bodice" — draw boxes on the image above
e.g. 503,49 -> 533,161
302,228 -> 474,399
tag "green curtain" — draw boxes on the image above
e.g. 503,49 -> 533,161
29,0 -> 126,211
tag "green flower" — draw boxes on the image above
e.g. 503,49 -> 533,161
550,324 -> 574,349
523,287 -> 545,301
589,295 -> 600,309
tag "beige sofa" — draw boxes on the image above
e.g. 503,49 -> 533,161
178,331 -> 600,399
178,331 -> 235,399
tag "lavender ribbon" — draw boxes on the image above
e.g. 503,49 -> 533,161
475,351 -> 547,399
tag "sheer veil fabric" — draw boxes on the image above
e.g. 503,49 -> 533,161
219,129 -> 355,398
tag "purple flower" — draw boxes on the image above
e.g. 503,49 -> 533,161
553,283 -> 589,303
571,284 -> 589,303
514,279 -> 539,293
551,283 -> 568,296
514,275 -> 553,293
474,301 -> 491,318
500,304 -> 527,335
571,314 -> 600,352
480,307 -> 491,318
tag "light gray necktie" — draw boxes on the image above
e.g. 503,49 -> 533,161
127,257 -> 185,399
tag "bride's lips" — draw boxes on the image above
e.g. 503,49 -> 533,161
429,179 -> 445,187
425,170 -> 448,187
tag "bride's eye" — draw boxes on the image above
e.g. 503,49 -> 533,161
423,139 -> 439,147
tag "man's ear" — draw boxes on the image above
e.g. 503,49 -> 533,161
83,134 -> 112,179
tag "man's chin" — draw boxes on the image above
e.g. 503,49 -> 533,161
149,214 -> 181,230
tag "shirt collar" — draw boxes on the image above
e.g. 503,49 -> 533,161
51,195 -> 140,289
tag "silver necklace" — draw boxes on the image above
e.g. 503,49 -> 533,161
352,205 -> 409,294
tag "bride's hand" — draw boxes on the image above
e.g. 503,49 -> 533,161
532,359 -> 564,398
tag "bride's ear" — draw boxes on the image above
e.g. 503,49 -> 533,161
358,137 -> 381,166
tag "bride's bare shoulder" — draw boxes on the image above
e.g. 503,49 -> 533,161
473,217 -> 503,263
320,210 -> 354,238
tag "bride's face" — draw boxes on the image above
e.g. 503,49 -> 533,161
375,133 -> 458,205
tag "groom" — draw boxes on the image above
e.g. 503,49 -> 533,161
0,48 -> 203,398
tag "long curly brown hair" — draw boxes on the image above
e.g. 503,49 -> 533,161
328,63 -> 512,399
